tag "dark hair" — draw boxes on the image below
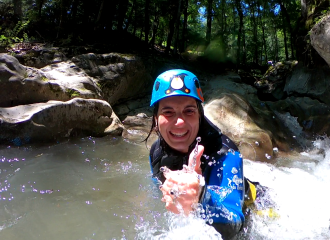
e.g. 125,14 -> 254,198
144,100 -> 204,147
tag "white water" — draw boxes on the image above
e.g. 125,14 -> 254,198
0,136 -> 329,239
137,137 -> 330,240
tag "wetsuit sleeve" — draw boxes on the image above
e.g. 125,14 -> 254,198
200,151 -> 245,239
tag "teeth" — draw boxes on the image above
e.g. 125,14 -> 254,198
171,131 -> 187,137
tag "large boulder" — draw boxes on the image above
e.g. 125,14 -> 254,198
310,16 -> 330,67
267,96 -> 330,137
284,63 -> 330,105
0,98 -> 124,145
71,53 -> 153,105
204,93 -> 296,162
198,73 -> 302,161
0,54 -> 102,107
0,53 -> 27,81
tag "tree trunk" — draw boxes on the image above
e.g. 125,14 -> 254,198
274,27 -> 279,62
124,0 -> 136,32
144,0 -> 150,46
173,0 -> 182,55
206,0 -> 213,44
36,0 -> 45,17
242,28 -> 246,64
149,9 -> 160,48
248,0 -> 258,64
57,0 -> 70,38
95,0 -> 104,24
181,0 -> 188,52
278,1 -> 294,59
235,0 -> 243,67
165,1 -> 179,55
106,0 -> 119,32
70,0 -> 79,22
282,19 -> 288,60
13,0 -> 22,19
261,24 -> 267,64
117,0 -> 129,31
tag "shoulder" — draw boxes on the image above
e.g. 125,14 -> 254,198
149,138 -> 162,162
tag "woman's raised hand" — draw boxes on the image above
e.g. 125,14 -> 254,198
160,145 -> 204,215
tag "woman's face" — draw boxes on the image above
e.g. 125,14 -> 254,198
156,96 -> 200,153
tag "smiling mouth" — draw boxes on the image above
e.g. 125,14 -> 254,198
170,131 -> 188,137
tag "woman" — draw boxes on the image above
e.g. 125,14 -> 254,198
145,69 -> 247,239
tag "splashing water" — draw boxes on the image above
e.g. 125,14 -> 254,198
1,135 -> 330,239
136,212 -> 223,240
238,136 -> 330,240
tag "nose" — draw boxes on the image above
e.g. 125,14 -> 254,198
175,116 -> 185,126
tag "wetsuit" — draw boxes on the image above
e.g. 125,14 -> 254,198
149,116 -> 245,240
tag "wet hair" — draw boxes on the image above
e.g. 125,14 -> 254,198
144,99 -> 204,147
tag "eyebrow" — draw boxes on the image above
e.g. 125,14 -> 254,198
160,105 -> 197,111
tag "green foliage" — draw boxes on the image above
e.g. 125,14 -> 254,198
66,89 -> 80,98
313,7 -> 330,25
0,0 -> 316,66
0,20 -> 30,48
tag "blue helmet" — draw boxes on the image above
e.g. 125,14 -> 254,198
150,69 -> 204,106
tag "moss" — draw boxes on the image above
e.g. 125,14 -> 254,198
66,89 -> 80,98
41,76 -> 48,82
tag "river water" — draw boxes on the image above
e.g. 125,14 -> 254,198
0,135 -> 329,240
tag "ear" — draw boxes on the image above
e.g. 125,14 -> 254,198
154,116 -> 158,127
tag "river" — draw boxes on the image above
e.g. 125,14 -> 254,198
0,134 -> 329,240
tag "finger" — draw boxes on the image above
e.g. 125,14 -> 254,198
188,145 -> 204,175
160,166 -> 173,179
165,198 -> 180,214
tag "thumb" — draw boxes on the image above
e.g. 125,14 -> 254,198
188,145 -> 204,175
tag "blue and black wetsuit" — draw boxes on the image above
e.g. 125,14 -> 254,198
149,116 -> 245,240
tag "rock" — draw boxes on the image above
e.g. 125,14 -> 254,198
311,16 -> 330,67
284,63 -> 330,105
0,54 -> 102,107
71,53 -> 153,105
267,96 -> 330,137
113,97 -> 152,119
121,113 -> 155,145
122,114 -> 152,127
0,98 -> 124,145
254,61 -> 298,100
204,93 -> 299,162
11,45 -> 69,69
0,53 -> 27,81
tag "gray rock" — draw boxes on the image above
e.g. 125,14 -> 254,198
0,98 -> 124,145
284,63 -> 330,105
311,16 -> 330,67
0,53 -> 27,81
71,53 -> 153,105
0,55 -> 102,107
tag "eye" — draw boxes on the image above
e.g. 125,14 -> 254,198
161,110 -> 175,117
184,108 -> 197,115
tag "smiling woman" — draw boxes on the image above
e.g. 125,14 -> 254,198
144,69 -> 253,240
157,96 -> 200,153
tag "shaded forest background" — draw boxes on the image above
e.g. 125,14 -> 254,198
1,0 -> 329,70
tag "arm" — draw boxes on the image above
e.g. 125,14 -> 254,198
200,150 -> 245,238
